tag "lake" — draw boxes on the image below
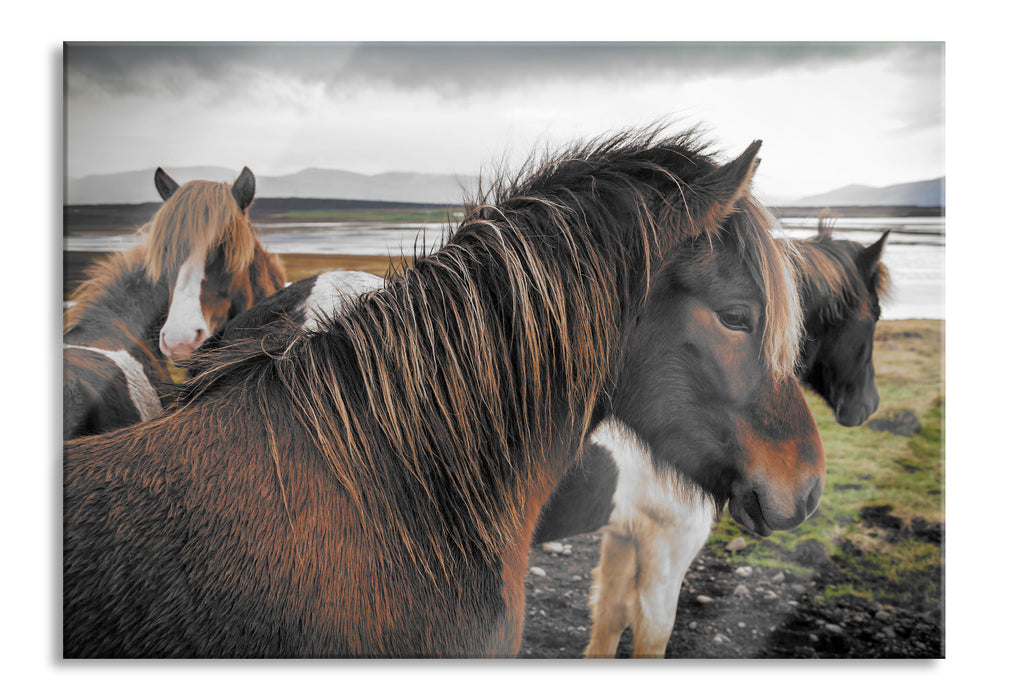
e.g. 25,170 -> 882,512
64,216 -> 945,320
778,216 -> 944,321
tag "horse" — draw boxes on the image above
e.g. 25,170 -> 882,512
62,167 -> 286,439
530,223 -> 891,658
195,270 -> 385,354
63,128 -> 824,658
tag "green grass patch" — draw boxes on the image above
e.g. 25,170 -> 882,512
708,320 -> 944,615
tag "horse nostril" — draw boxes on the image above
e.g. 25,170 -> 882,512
804,477 -> 823,518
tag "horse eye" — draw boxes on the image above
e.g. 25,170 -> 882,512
717,306 -> 753,333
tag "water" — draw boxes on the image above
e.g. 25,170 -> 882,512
64,216 -> 945,320
778,217 -> 944,320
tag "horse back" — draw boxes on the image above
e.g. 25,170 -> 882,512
62,390 -> 519,657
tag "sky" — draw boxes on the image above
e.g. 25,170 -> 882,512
64,42 -> 944,202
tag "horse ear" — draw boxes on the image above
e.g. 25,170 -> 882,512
681,140 -> 762,236
154,167 -> 179,202
232,166 -> 256,212
815,215 -> 833,240
858,229 -> 890,275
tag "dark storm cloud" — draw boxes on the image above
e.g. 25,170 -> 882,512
65,41 -> 942,99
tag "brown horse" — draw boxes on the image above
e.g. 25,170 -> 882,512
62,167 -> 286,438
530,223 -> 891,658
63,128 -> 823,658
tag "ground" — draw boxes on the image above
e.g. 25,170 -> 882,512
519,528 -> 943,659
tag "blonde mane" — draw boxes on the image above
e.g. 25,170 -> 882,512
141,179 -> 257,282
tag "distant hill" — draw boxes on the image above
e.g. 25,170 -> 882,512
66,166 -> 479,206
789,177 -> 944,208
67,166 -> 946,210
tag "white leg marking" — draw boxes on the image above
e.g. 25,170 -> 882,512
585,418 -> 715,658
64,344 -> 163,421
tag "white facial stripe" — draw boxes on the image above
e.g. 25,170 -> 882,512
162,254 -> 209,349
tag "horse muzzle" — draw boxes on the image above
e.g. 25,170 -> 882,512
728,473 -> 823,536
159,326 -> 209,362
831,388 -> 880,427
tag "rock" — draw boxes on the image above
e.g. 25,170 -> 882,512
763,590 -> 778,600
911,518 -> 944,544
713,633 -> 729,644
833,483 -> 864,491
726,537 -> 747,552
696,595 -> 714,604
771,572 -> 786,583
825,623 -> 844,634
529,566 -> 546,577
793,539 -> 830,567
860,505 -> 906,532
688,621 -> 697,630
733,584 -> 751,597
735,566 -> 753,577
866,409 -> 921,436
541,542 -> 565,554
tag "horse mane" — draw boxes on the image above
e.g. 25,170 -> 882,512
141,179 -> 257,283
180,127 -> 800,580
784,219 -> 892,323
64,246 -> 149,331
717,194 -> 801,378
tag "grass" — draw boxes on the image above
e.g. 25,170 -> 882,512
278,253 -> 413,282
709,319 -> 945,613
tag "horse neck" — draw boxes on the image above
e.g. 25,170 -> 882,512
64,247 -> 171,362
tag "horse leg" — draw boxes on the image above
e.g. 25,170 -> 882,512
584,528 -> 637,658
629,502 -> 714,658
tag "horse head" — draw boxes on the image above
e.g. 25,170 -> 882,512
609,153 -> 825,536
797,226 -> 890,427
148,167 -> 283,362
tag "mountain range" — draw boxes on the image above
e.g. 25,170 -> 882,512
786,176 -> 945,208
66,167 -> 944,209
67,167 -> 479,207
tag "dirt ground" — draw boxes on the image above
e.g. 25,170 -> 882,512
519,529 -> 943,659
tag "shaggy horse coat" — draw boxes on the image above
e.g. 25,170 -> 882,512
64,129 -> 822,658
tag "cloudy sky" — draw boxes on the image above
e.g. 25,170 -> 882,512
64,42 -> 943,202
